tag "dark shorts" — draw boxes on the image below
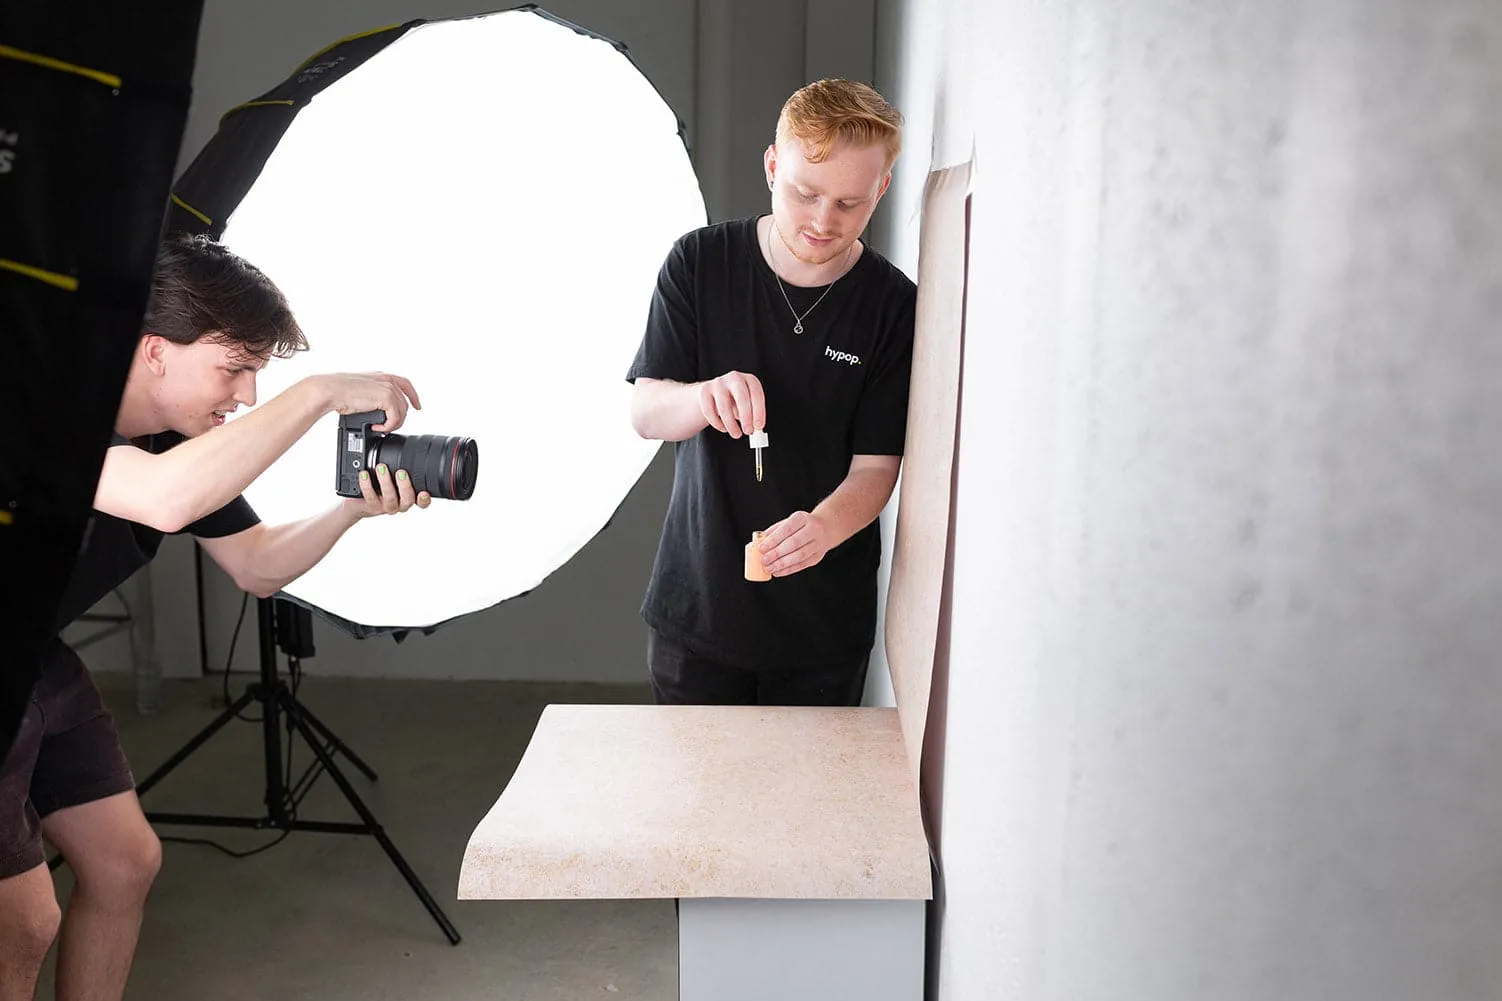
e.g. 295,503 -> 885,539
647,628 -> 871,707
0,640 -> 135,879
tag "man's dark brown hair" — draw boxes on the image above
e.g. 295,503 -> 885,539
142,232 -> 308,359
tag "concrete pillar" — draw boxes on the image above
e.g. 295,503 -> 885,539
907,0 -> 1502,997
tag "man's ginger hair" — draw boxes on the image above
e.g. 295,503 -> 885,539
775,79 -> 904,169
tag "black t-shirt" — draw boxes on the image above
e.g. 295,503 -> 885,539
53,432 -> 261,635
626,216 -> 916,670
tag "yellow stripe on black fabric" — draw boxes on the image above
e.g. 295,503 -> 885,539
170,193 -> 212,226
220,98 -> 296,123
0,44 -> 121,88
0,258 -> 79,291
296,23 -> 401,70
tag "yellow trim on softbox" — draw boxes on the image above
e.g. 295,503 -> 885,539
170,193 -> 213,226
0,44 -> 121,88
220,99 -> 297,123
296,23 -> 402,70
0,258 -> 79,292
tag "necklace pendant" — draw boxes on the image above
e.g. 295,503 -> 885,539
793,322 -> 803,335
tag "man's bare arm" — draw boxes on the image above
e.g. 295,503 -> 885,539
809,454 -> 902,549
631,372 -> 766,442
198,455 -> 429,597
95,373 -> 419,533
756,454 -> 902,577
630,378 -> 707,441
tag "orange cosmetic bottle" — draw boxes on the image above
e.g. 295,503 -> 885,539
744,532 -> 772,582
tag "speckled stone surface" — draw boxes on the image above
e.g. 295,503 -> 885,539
458,705 -> 932,901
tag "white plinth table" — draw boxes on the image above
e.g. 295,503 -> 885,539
459,704 -> 932,1000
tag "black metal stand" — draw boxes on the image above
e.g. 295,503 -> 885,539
131,596 -> 461,945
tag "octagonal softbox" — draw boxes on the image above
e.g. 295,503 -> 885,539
167,5 -> 705,635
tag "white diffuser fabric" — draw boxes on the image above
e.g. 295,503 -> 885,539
221,11 -> 705,627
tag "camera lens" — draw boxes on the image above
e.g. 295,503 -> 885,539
368,433 -> 478,500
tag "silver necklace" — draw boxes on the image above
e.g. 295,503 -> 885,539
765,220 -> 853,335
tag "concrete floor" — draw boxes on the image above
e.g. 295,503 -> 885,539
37,671 -> 677,1000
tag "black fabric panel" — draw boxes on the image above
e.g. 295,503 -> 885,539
0,2 -> 204,757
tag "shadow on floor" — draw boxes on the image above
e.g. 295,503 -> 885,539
38,673 -> 677,1001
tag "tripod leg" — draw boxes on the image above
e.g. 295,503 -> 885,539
135,685 -> 261,798
277,689 -> 461,945
293,700 -> 379,782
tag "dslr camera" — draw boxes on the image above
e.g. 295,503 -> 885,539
334,410 -> 478,501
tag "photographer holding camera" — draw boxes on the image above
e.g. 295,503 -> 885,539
0,233 -> 425,1001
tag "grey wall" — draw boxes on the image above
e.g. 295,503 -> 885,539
876,0 -> 1502,998
696,0 -> 876,221
72,0 -> 891,686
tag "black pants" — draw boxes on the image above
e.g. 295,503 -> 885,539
647,628 -> 870,707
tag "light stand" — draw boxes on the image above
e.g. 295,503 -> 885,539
130,596 -> 461,945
